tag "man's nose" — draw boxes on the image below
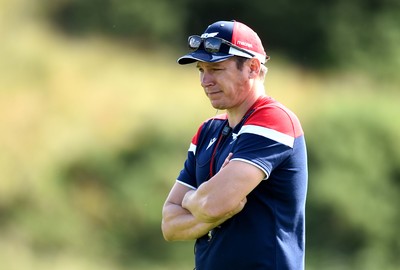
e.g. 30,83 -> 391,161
201,71 -> 214,88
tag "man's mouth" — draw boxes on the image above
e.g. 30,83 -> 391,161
207,91 -> 222,96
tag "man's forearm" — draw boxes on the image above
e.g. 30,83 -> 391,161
182,187 -> 246,223
161,202 -> 223,241
182,189 -> 219,222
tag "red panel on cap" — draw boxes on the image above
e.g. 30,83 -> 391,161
231,21 -> 266,57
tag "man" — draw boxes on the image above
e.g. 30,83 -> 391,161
161,20 -> 308,270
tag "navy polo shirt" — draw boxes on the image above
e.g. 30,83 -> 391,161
177,96 -> 308,270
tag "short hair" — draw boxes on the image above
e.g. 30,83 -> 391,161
234,56 -> 268,80
233,56 -> 248,71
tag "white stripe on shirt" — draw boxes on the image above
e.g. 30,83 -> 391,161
188,143 -> 197,154
176,180 -> 197,190
239,125 -> 295,148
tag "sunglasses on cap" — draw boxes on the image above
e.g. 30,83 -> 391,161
188,35 -> 255,58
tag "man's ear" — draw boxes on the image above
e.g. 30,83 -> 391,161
248,58 -> 261,79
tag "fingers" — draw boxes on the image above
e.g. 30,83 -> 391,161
222,153 -> 233,168
230,197 -> 247,216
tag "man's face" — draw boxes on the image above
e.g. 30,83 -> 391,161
196,58 -> 252,110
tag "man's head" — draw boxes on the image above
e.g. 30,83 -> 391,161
195,55 -> 267,110
178,20 -> 269,65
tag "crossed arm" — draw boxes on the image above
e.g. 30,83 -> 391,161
161,155 -> 265,241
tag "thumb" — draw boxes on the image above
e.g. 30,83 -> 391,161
222,153 -> 233,168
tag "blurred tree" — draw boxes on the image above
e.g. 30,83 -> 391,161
41,0 -> 400,73
57,125 -> 191,266
304,101 -> 400,269
42,0 -> 188,45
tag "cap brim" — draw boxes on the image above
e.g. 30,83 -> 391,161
177,50 -> 234,65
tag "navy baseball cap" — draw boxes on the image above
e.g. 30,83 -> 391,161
178,20 -> 269,65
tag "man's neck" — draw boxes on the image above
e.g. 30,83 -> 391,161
226,92 -> 264,128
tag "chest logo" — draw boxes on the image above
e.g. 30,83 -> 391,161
206,137 -> 217,150
232,133 -> 238,140
230,133 -> 238,144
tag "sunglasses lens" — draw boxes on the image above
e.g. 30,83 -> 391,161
188,36 -> 202,50
188,36 -> 223,54
204,38 -> 222,53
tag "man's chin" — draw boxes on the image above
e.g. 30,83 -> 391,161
210,102 -> 226,110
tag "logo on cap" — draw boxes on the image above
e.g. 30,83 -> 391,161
237,40 -> 253,49
201,32 -> 219,38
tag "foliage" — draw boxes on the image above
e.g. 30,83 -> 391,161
304,95 -> 400,269
40,0 -> 400,75
56,126 -> 192,266
41,0 -> 188,44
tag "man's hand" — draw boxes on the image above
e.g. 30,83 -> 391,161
162,152 -> 263,241
222,152 -> 233,169
182,153 -> 247,222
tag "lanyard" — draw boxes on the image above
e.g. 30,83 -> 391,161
205,96 -> 266,178
209,124 -> 231,177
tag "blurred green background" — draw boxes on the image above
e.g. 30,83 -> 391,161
1,0 -> 399,269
